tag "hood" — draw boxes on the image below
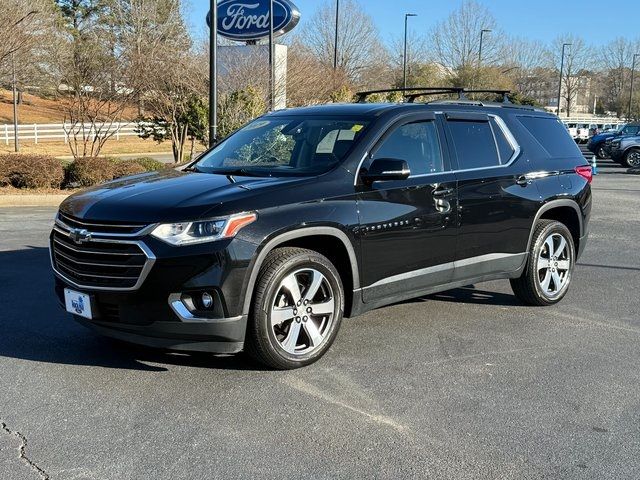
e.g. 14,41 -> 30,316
60,169 -> 311,223
591,132 -> 618,142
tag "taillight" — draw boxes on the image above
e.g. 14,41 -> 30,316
575,165 -> 593,184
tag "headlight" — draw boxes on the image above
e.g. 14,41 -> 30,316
151,212 -> 257,246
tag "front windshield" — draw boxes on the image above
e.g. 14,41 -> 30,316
195,116 -> 369,176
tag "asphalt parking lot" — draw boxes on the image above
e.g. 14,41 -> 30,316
1,158 -> 639,479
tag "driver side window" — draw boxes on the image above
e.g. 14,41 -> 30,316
373,120 -> 445,176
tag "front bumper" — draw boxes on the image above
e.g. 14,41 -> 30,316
51,225 -> 260,353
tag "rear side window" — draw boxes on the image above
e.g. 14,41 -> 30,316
518,116 -> 581,157
490,118 -> 515,164
447,120 -> 500,169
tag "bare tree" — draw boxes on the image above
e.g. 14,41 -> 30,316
430,0 -> 502,74
501,38 -> 554,102
549,36 -> 594,117
296,0 -> 386,85
388,31 -> 433,87
0,1 -> 55,72
599,37 -> 640,115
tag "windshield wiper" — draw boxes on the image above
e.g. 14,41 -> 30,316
209,168 -> 269,177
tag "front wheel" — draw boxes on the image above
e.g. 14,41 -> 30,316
624,148 -> 640,168
245,247 -> 344,369
596,145 -> 609,159
510,220 -> 575,306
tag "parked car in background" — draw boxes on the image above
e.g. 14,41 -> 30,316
609,133 -> 640,167
566,123 -> 579,141
576,124 -> 590,143
588,122 -> 640,159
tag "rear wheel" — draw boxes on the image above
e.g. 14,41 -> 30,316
510,220 -> 575,306
245,247 -> 344,369
624,148 -> 640,168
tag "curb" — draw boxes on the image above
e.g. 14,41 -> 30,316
0,194 -> 69,207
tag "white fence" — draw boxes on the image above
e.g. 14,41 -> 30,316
1,122 -> 139,145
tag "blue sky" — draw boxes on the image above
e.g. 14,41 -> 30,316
187,0 -> 638,45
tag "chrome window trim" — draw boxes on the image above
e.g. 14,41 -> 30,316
352,112 -> 522,184
50,225 -> 156,292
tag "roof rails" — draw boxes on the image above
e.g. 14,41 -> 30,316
354,87 -> 512,104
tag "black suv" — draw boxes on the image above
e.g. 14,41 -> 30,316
50,89 -> 592,369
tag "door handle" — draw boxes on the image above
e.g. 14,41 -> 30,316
516,175 -> 530,186
432,187 -> 454,197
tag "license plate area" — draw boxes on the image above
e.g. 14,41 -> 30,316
64,288 -> 93,320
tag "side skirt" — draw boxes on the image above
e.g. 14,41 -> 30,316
347,253 -> 527,317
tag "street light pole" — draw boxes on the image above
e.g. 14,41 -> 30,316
474,28 -> 491,92
209,0 -> 217,146
269,0 -> 275,110
403,13 -> 417,89
333,0 -> 339,70
478,29 -> 491,70
556,43 -> 571,117
628,53 -> 639,120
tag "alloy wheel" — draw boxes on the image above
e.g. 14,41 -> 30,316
536,233 -> 572,299
627,150 -> 640,168
270,268 -> 335,355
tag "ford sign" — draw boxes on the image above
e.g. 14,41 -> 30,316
207,0 -> 301,42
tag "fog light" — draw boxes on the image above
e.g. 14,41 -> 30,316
202,292 -> 214,309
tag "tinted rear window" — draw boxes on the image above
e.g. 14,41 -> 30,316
448,120 -> 500,169
518,116 -> 581,157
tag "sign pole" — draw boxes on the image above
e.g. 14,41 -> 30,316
209,0 -> 218,146
269,0 -> 275,111
12,53 -> 19,153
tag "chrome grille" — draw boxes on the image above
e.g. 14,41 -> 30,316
51,227 -> 155,291
57,212 -> 149,236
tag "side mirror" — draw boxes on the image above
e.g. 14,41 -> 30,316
362,158 -> 410,183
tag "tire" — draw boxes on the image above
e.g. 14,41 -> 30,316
596,145 -> 609,159
245,247 -> 344,369
510,220 -> 575,306
623,148 -> 640,168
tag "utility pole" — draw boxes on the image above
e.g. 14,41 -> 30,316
628,53 -> 639,120
12,53 -> 19,153
556,43 -> 571,117
402,13 -> 417,89
269,0 -> 275,110
209,0 -> 217,146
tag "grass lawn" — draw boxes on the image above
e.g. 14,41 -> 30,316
0,137 -> 176,157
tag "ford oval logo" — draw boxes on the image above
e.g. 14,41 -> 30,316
208,0 -> 301,42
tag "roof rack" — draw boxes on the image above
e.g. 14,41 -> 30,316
463,89 -> 511,103
405,88 -> 466,103
354,87 -> 461,103
354,86 -> 513,104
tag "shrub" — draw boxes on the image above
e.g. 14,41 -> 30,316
65,157 -> 164,187
112,160 -> 147,178
130,157 -> 166,171
66,157 -> 116,187
0,154 -> 65,189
